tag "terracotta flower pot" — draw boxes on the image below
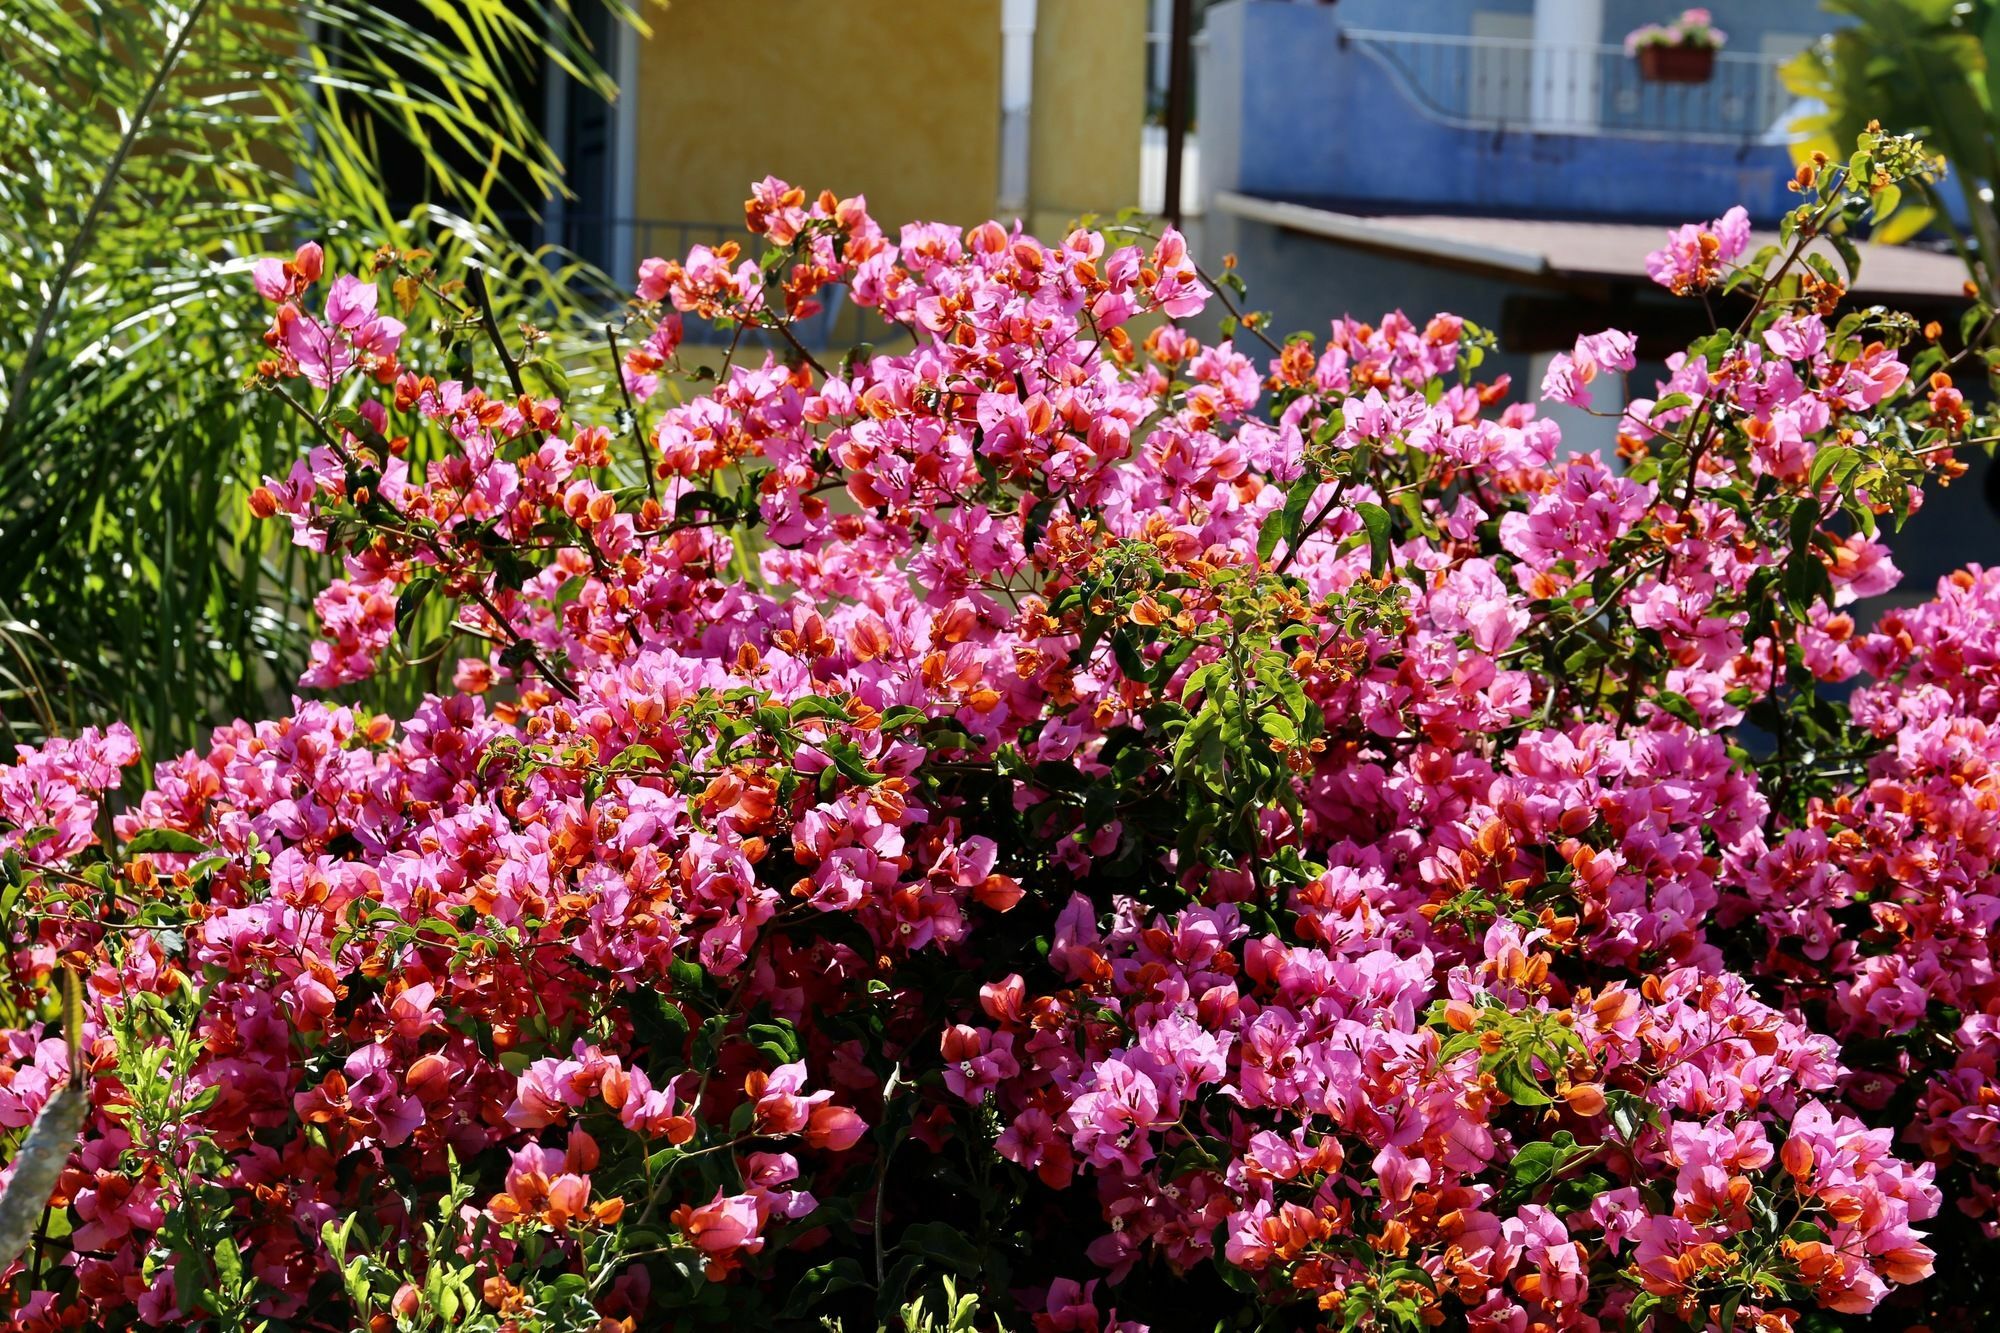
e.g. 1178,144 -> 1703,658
1636,43 -> 1717,83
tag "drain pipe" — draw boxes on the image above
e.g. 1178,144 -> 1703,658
1160,0 -> 1192,227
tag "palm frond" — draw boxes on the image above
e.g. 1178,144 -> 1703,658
0,0 -> 652,756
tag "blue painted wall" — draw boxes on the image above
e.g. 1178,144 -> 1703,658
1199,203 -> 1526,351
1324,0 -> 1532,36
1191,2 -> 2000,594
1200,0 -> 1831,223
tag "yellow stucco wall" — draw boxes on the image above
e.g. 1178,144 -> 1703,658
630,0 -> 1004,231
626,0 -> 1147,239
1026,0 -> 1148,239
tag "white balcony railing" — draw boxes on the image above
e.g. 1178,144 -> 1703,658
1340,29 -> 1798,144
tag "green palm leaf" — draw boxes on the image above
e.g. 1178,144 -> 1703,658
0,0 -> 651,758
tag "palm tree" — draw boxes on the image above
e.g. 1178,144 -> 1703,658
0,0 -> 649,760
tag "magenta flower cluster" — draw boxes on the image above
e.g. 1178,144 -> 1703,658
0,157 -> 1991,1331
1624,8 -> 1728,56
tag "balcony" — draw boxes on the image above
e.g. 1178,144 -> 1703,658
1339,29 -> 1795,145
1195,3 -> 1804,225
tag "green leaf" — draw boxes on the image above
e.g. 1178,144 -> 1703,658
517,355 -> 570,403
1356,502 -> 1393,578
1808,444 -> 1854,491
1803,251 -> 1845,290
395,575 -> 436,650
1259,474 -> 1318,563
1829,228 -> 1863,283
1624,1291 -> 1663,1332
1255,654 -> 1310,721
1493,1055 -> 1553,1106
676,488 -> 734,520
781,1258 -> 867,1319
1111,629 -> 1149,684
174,1253 -> 205,1318
748,1019 -> 802,1063
1784,496 -> 1832,616
1172,700 -> 1226,783
1652,691 -> 1701,725
1259,712 -> 1298,743
611,743 -> 661,770
321,1215 -> 357,1267
631,987 -> 689,1049
329,406 -> 389,451
213,1232 -> 243,1291
1506,1132 -> 1591,1201
898,1220 -> 985,1273
1872,194 -> 1935,244
1507,1140 -> 1563,1190
825,741 -> 882,787
1551,1171 -> 1614,1217
1605,1088 -> 1660,1144
124,828 -> 210,856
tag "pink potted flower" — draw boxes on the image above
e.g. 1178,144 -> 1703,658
1626,7 -> 1727,82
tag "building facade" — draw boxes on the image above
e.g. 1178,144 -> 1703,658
530,0 -> 1149,289
1195,0 -> 1987,595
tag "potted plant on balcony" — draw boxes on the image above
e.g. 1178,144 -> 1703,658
1626,8 -> 1726,83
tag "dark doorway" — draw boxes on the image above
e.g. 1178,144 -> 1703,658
539,0 -> 623,276
319,1 -> 623,275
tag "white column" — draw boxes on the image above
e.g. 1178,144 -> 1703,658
609,18 -> 640,285
1529,0 -> 1603,133
999,0 -> 1038,214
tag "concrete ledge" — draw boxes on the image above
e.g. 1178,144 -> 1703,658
1212,192 -> 1551,275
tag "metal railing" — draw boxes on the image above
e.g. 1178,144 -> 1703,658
1340,29 -> 1796,144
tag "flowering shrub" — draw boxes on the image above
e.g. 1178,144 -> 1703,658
1625,9 -> 1728,55
1,129 -> 1997,1331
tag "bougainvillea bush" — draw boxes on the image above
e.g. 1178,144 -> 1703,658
4,128 -> 1999,1331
